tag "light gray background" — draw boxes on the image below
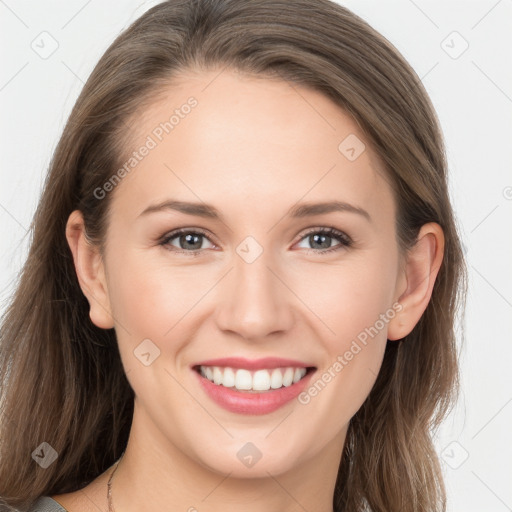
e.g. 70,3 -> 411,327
1,1 -> 511,510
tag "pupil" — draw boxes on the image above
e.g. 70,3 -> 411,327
311,233 -> 330,249
178,233 -> 333,251
181,233 -> 202,250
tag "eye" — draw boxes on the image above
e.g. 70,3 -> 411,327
159,227 -> 353,256
295,227 -> 353,255
159,228 -> 215,255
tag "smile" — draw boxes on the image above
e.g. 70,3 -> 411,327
192,361 -> 317,415
194,365 -> 314,393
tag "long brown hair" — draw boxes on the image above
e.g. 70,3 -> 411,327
0,1 -> 466,510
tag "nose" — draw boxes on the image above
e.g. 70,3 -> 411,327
214,251 -> 295,341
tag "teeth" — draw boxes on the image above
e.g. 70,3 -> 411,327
213,367 -> 223,385
205,366 -> 214,381
199,365 -> 308,392
253,369 -> 271,391
223,367 -> 235,387
283,367 -> 294,386
293,368 -> 303,384
270,368 -> 283,389
235,369 -> 252,390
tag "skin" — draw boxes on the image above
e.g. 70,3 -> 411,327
60,68 -> 444,512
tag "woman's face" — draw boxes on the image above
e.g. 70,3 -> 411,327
97,68 -> 406,477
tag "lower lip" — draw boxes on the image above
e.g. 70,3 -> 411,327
193,368 -> 315,415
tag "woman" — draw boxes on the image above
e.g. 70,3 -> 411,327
0,0 -> 466,511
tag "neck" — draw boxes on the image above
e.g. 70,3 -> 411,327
111,400 -> 344,512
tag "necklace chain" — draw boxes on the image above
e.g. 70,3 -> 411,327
107,451 -> 125,512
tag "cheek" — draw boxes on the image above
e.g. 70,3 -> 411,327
105,251 -> 212,389
297,266 -> 391,438
293,252 -> 396,410
106,249 -> 208,334
292,254 -> 398,343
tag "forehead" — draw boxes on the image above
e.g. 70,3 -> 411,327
111,68 -> 395,226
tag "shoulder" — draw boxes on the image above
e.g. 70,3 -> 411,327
25,497 -> 68,512
25,467 -> 110,512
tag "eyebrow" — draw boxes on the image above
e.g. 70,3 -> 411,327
138,199 -> 371,222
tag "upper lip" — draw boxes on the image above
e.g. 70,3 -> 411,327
192,357 -> 316,371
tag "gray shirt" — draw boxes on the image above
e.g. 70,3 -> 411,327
26,497 -> 67,512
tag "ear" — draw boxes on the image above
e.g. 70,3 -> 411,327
65,210 -> 114,329
387,222 -> 444,341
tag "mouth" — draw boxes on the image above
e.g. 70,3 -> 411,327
192,364 -> 316,393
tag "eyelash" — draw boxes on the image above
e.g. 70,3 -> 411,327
158,227 -> 353,257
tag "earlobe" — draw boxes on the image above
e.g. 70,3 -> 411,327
65,210 -> 115,329
387,222 -> 444,341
